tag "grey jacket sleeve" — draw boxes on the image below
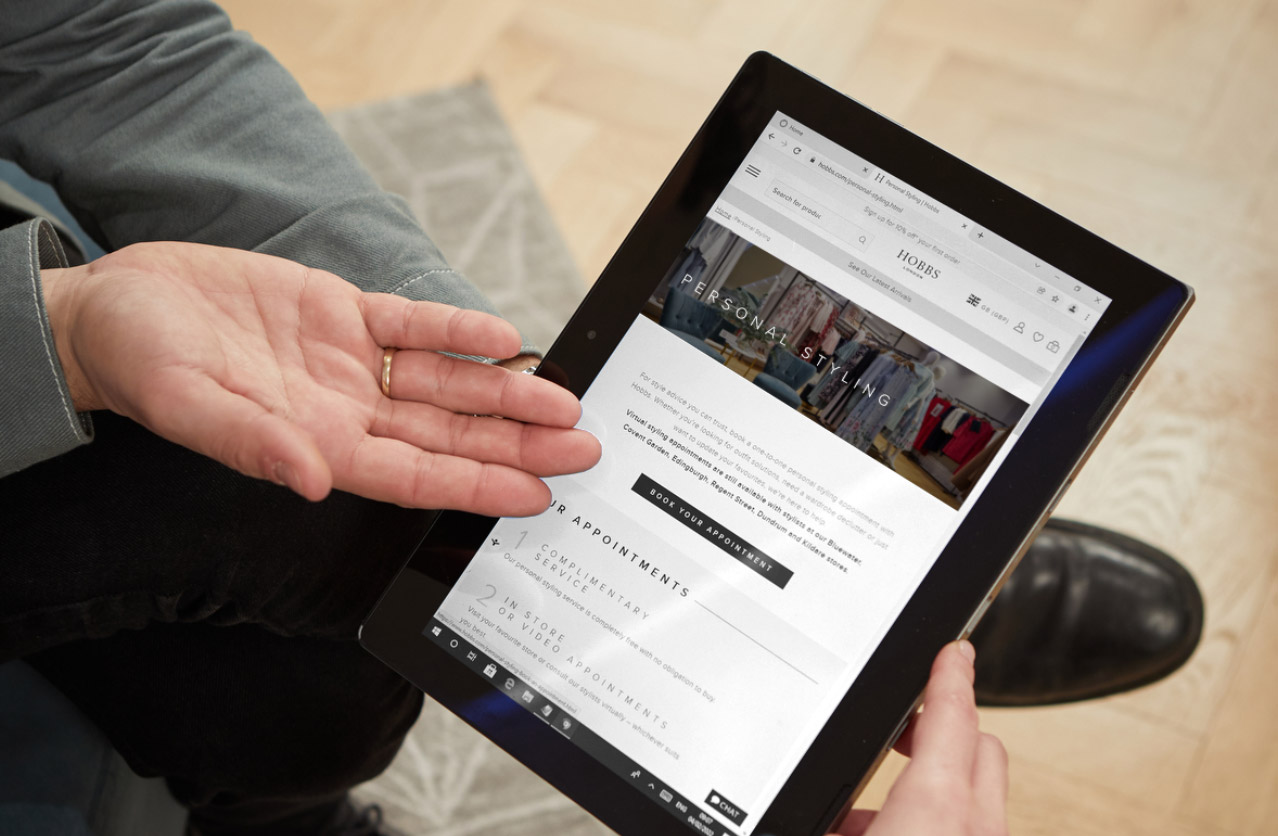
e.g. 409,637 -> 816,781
0,0 -> 536,475
0,220 -> 93,476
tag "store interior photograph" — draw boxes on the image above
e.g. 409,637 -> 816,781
644,219 -> 1027,508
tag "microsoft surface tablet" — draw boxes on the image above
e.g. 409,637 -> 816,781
361,53 -> 1192,836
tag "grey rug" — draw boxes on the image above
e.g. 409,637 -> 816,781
329,83 -> 607,836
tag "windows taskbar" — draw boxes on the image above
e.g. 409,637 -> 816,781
425,618 -> 748,836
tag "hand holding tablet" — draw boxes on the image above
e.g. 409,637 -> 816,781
363,53 -> 1190,836
831,642 -> 1007,836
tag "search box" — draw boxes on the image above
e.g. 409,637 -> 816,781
767,179 -> 873,252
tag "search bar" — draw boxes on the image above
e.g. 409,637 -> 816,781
766,179 -> 873,252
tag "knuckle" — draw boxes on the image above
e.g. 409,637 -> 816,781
497,366 -> 520,413
432,353 -> 457,401
400,298 -> 418,344
445,305 -> 467,345
446,411 -> 470,455
518,420 -> 537,472
410,453 -> 439,506
371,395 -> 395,435
944,689 -> 979,721
470,462 -> 494,510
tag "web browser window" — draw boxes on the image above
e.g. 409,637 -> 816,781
427,113 -> 1110,836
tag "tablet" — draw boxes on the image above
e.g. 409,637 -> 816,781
361,53 -> 1192,836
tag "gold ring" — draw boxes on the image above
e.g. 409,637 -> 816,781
380,347 -> 397,398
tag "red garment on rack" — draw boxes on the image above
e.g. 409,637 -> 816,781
942,417 -> 996,467
912,396 -> 951,450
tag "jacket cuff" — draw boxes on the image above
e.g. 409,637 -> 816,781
0,219 -> 93,476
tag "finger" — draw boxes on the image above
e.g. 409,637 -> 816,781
361,293 -> 522,358
386,350 -> 583,427
971,733 -> 1010,834
832,809 -> 876,836
339,434 -> 555,515
371,399 -> 601,476
146,368 -> 332,501
907,641 -> 981,781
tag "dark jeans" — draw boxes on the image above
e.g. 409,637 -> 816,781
0,411 -> 435,834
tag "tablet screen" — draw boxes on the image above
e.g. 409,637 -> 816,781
424,112 -> 1111,836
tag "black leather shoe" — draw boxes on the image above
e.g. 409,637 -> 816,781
971,518 -> 1204,707
329,801 -> 403,836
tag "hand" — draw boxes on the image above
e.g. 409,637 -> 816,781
40,242 -> 601,515
832,642 -> 1009,836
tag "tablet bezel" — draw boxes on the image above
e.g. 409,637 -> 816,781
361,52 -> 1193,836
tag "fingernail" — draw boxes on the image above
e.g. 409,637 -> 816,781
957,639 -> 976,663
273,461 -> 302,494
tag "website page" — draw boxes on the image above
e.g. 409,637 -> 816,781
427,113 -> 1111,836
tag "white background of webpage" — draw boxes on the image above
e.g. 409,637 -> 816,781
434,117 -> 1109,835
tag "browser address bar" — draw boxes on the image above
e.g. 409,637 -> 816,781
766,179 -> 874,252
756,178 -> 1068,374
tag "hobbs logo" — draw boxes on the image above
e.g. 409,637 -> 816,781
897,248 -> 942,279
705,790 -> 747,825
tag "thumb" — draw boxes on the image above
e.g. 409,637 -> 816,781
146,370 -> 333,500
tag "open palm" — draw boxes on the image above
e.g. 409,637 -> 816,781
43,242 -> 599,515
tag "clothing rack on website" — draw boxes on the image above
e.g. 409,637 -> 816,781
801,275 -> 848,308
931,391 -> 1005,430
857,322 -> 899,350
855,332 -> 918,364
765,273 -> 850,322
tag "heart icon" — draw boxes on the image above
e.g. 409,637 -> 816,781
1032,331 -> 1045,342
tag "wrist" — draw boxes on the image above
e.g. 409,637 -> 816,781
41,264 -> 103,412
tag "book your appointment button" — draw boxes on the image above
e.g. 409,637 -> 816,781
632,474 -> 794,589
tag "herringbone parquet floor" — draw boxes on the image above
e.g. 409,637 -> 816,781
220,2 -> 1278,833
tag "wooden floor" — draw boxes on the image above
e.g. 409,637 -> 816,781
220,2 -> 1278,833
